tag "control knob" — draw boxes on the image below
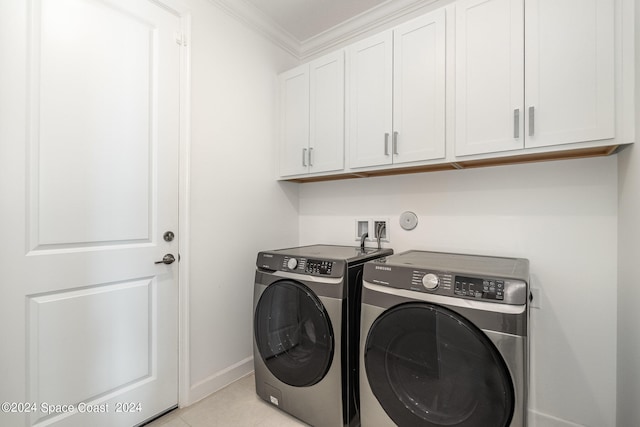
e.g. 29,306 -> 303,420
287,258 -> 298,270
422,273 -> 439,290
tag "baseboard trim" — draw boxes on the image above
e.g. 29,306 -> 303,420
528,409 -> 587,427
185,356 -> 254,406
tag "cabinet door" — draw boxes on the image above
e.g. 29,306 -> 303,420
393,9 -> 446,164
525,0 -> 614,148
279,64 -> 309,177
348,31 -> 393,168
455,0 -> 524,156
309,51 -> 345,173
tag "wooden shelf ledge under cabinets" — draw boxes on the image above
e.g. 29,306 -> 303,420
285,144 -> 624,183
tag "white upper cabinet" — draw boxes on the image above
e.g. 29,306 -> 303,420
524,0 -> 614,148
455,0 -> 615,157
279,65 -> 310,176
348,31 -> 394,168
309,51 -> 346,173
393,9 -> 447,164
455,0 -> 524,156
276,0 -> 630,181
349,9 -> 447,169
279,50 -> 345,177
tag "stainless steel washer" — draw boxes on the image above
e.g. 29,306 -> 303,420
254,245 -> 393,427
359,250 -> 529,427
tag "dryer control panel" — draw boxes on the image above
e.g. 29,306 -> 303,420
364,262 -> 527,305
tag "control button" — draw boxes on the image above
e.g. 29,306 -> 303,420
422,273 -> 439,290
287,258 -> 298,270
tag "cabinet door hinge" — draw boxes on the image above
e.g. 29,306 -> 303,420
175,32 -> 187,47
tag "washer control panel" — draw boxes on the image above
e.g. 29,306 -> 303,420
304,259 -> 334,275
282,256 -> 340,277
256,252 -> 344,278
455,275 -> 504,300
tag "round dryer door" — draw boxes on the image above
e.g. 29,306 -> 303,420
364,302 -> 514,427
254,280 -> 334,387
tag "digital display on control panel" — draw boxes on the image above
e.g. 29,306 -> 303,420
455,275 -> 504,300
305,259 -> 333,275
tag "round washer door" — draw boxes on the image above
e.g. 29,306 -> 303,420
254,280 -> 334,387
364,302 -> 514,427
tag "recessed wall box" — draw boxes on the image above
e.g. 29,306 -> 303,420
372,219 -> 389,242
355,219 -> 370,241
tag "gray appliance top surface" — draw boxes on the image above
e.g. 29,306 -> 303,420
380,250 -> 529,281
265,244 -> 393,263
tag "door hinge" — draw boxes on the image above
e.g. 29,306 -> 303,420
175,32 -> 187,47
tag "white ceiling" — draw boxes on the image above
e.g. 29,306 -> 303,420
243,0 -> 390,41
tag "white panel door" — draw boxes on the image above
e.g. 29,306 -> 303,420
309,50 -> 345,174
455,0 -> 524,156
348,31 -> 393,168
279,65 -> 310,177
0,0 -> 181,426
393,9 -> 447,165
525,0 -> 615,148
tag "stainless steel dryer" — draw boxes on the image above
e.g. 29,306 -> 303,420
254,245 -> 393,427
359,250 -> 529,427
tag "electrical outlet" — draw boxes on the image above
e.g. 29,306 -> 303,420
529,288 -> 541,309
372,219 -> 390,242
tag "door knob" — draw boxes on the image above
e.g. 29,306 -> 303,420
155,254 -> 176,265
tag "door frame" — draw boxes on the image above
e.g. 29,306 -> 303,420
161,0 -> 193,409
134,0 -> 192,411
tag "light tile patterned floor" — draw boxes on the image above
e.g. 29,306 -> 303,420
145,374 -> 307,427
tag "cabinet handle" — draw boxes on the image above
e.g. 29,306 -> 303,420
514,109 -> 520,139
384,133 -> 390,155
528,106 -> 535,136
393,131 -> 399,155
309,147 -> 313,166
302,148 -> 307,167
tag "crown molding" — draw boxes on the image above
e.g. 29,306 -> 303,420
207,0 -> 301,58
299,0 -> 441,59
208,0 -> 444,60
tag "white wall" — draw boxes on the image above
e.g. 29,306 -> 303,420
184,0 -> 300,404
616,3 -> 640,425
299,157 -> 618,427
617,147 -> 639,427
181,3 -> 634,425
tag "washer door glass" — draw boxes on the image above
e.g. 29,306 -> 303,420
254,280 -> 334,387
364,302 -> 514,427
